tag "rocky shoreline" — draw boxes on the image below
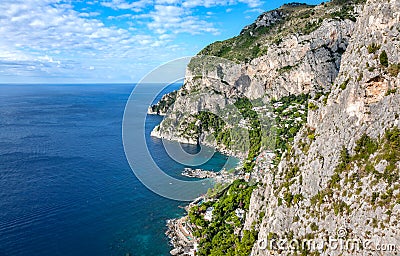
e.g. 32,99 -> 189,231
150,128 -> 247,159
165,163 -> 261,255
166,216 -> 198,256
181,168 -> 216,179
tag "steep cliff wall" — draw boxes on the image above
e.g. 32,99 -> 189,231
247,0 -> 400,254
151,1 -> 360,154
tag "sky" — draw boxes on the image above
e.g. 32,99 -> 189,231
0,0 -> 324,84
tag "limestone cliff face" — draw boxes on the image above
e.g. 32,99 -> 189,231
247,0 -> 400,255
151,4 -> 357,151
185,18 -> 353,99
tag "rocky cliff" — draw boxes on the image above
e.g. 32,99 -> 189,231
247,0 -> 400,255
148,90 -> 177,115
151,1 -> 361,155
155,0 -> 400,255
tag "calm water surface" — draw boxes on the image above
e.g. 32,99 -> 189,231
0,84 -> 235,256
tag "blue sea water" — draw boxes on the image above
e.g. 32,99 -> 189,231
0,84 -> 236,256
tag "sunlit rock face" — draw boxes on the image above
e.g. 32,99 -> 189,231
248,1 -> 400,255
152,10 -> 355,154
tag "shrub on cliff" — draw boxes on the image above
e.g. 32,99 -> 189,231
367,43 -> 381,54
388,63 -> 400,77
380,50 -> 389,67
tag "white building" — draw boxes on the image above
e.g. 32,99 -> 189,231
235,208 -> 245,219
204,207 -> 214,222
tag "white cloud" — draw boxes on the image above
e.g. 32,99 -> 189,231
79,11 -> 101,17
155,0 -> 181,4
139,4 -> 219,35
240,0 -> 263,8
100,0 -> 263,36
100,0 -> 152,11
0,0 -> 265,82
245,8 -> 264,13
182,0 -> 263,8
0,0 -> 175,82
107,14 -> 133,20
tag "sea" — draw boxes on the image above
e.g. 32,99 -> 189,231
0,84 -> 237,256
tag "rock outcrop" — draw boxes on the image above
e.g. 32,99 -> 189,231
148,90 -> 177,115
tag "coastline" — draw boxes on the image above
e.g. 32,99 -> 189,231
164,166 -> 255,255
165,194 -> 209,256
149,120 -> 246,160
166,212 -> 199,255
148,112 -> 267,255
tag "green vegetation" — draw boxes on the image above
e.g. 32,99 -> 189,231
357,72 -> 363,82
330,4 -> 356,21
308,102 -> 319,111
310,222 -> 319,231
371,192 -> 379,205
339,78 -> 350,90
271,94 -> 309,159
150,90 -> 177,114
386,88 -> 398,96
234,98 -> 263,172
293,193 -> 304,204
337,146 -> 351,173
379,50 -> 389,67
182,97 -> 268,173
329,172 -> 341,189
194,111 -> 232,147
181,108 -> 245,151
180,93 -> 291,176
197,0 -> 363,62
353,133 -> 378,161
388,63 -> 400,77
277,65 -> 294,74
333,200 -> 350,215
331,0 -> 367,4
311,128 -> 399,216
199,27 -> 272,62
367,43 -> 381,54
206,183 -> 230,198
302,19 -> 323,34
188,180 -> 257,256
185,95 -> 311,254
276,163 -> 303,206
307,133 -> 315,141
376,127 -> 400,185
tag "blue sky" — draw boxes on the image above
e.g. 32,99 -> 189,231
0,0 -> 324,83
